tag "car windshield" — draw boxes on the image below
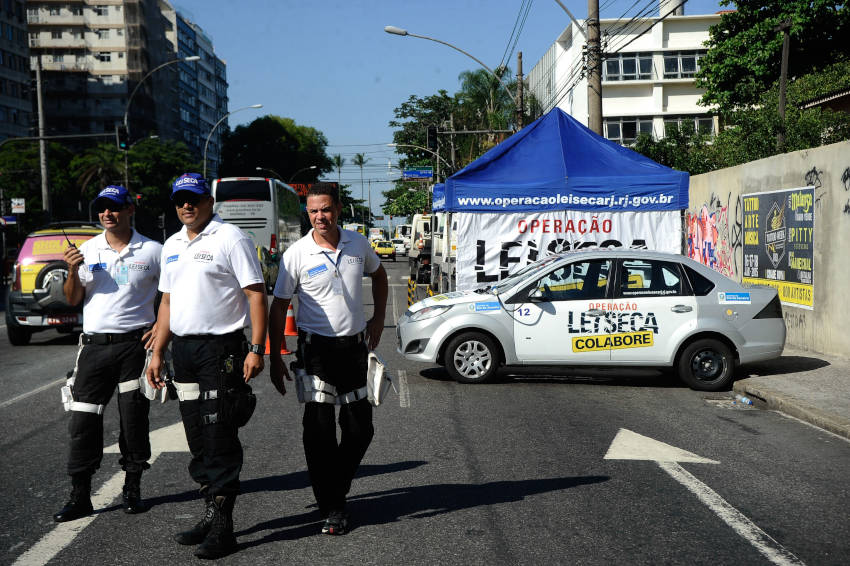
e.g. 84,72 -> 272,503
490,254 -> 564,295
392,239 -> 403,245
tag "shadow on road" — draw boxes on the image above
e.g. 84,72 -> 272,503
737,354 -> 830,377
419,366 -> 679,388
236,473 -> 609,547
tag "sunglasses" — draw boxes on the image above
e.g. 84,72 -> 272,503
172,192 -> 205,207
94,201 -> 128,214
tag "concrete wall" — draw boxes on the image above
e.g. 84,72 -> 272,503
687,140 -> 850,356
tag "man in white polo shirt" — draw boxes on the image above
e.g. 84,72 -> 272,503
56,185 -> 161,522
146,173 -> 267,560
268,182 -> 388,536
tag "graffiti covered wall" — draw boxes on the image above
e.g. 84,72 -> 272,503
688,140 -> 850,357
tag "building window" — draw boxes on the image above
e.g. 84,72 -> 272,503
95,29 -> 109,39
603,52 -> 652,81
93,6 -> 108,16
663,115 -> 714,136
663,51 -> 705,79
49,7 -> 60,16
71,6 -> 83,16
604,116 -> 653,145
51,30 -> 62,39
53,53 -> 64,63
96,52 -> 111,62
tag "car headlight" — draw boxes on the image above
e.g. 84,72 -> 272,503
408,304 -> 452,322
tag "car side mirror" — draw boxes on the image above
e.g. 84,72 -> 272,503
528,288 -> 545,302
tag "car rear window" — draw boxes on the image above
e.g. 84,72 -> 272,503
19,234 -> 92,263
682,265 -> 715,295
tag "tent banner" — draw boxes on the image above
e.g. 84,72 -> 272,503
456,210 -> 682,291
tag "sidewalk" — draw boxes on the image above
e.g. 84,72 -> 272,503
734,346 -> 850,440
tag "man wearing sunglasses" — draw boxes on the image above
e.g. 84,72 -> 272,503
146,173 -> 267,559
56,185 -> 162,522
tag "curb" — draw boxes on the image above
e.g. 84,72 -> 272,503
733,379 -> 850,440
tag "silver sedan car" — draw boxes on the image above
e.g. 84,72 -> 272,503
397,250 -> 785,391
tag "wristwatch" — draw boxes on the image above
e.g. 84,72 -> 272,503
248,343 -> 264,355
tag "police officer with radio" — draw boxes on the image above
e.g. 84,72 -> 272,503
146,173 -> 267,559
268,182 -> 388,536
55,185 -> 161,522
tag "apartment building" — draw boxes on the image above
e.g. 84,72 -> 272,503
527,1 -> 722,145
0,0 -> 30,139
26,0 -> 179,141
167,10 -> 228,177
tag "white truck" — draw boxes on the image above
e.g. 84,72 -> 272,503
368,227 -> 387,242
407,213 -> 432,281
430,212 -> 458,293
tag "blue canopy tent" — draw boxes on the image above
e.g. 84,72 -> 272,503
444,108 -> 688,212
431,183 -> 446,212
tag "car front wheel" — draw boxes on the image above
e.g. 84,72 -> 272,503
445,332 -> 500,384
677,338 -> 734,391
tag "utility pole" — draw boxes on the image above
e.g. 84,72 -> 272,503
449,113 -> 456,170
586,0 -> 603,135
775,19 -> 791,152
35,56 -> 50,219
367,179 -> 372,224
516,51 -> 524,129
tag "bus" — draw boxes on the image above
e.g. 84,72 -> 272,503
343,223 -> 366,236
212,176 -> 303,288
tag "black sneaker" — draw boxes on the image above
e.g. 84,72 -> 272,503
321,510 -> 349,535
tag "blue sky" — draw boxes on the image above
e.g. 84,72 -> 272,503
173,0 -> 724,213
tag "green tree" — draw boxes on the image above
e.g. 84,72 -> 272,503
69,144 -> 125,202
332,154 -> 345,186
382,182 -> 430,217
219,115 -> 333,181
697,0 -> 850,110
352,152 -> 368,223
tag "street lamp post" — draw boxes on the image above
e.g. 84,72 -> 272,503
387,143 -> 453,176
255,166 -> 282,179
122,55 -> 199,189
203,104 -> 263,179
288,165 -> 317,184
384,26 -> 518,112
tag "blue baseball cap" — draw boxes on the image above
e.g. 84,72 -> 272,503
93,185 -> 132,208
171,173 -> 210,196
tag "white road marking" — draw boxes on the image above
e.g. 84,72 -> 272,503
604,428 -> 719,464
0,378 -> 65,410
605,429 -> 805,566
397,369 -> 410,408
13,422 -> 188,566
391,282 -> 399,324
659,461 -> 805,566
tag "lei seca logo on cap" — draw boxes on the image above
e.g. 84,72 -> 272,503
177,176 -> 199,186
102,187 -> 120,195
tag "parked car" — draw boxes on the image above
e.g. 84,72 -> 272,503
392,238 -> 407,256
5,223 -> 101,345
374,240 -> 396,261
397,249 -> 786,391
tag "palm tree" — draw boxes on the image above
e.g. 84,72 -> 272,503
352,152 -> 368,223
332,154 -> 345,186
70,144 -> 124,199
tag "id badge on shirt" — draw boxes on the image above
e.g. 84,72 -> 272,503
114,263 -> 129,286
331,271 -> 343,295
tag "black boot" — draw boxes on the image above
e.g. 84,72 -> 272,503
194,495 -> 237,560
122,471 -> 148,514
53,474 -> 93,522
174,491 -> 215,545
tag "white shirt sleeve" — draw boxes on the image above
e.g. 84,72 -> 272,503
158,244 -> 172,293
77,240 -> 93,286
228,236 -> 264,288
363,239 -> 381,274
273,248 -> 299,299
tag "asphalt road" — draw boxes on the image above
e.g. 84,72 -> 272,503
2,258 -> 849,565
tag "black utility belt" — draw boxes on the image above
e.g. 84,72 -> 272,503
83,328 -> 148,345
174,329 -> 245,342
299,329 -> 365,347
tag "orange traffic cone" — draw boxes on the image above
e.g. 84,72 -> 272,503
284,304 -> 298,337
264,333 -> 292,355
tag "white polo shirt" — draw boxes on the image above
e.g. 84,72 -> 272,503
274,228 -> 380,337
159,214 -> 264,336
77,230 -> 162,334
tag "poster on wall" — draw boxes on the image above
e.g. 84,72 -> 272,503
741,186 -> 814,309
455,210 -> 681,291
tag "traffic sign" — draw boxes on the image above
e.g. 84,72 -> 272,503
11,198 -> 25,213
402,168 -> 433,180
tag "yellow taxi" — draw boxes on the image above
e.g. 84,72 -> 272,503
373,240 -> 396,261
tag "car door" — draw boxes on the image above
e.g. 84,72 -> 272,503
512,258 -> 614,363
609,258 -> 697,363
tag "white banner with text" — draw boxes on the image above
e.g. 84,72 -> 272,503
456,210 -> 682,291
